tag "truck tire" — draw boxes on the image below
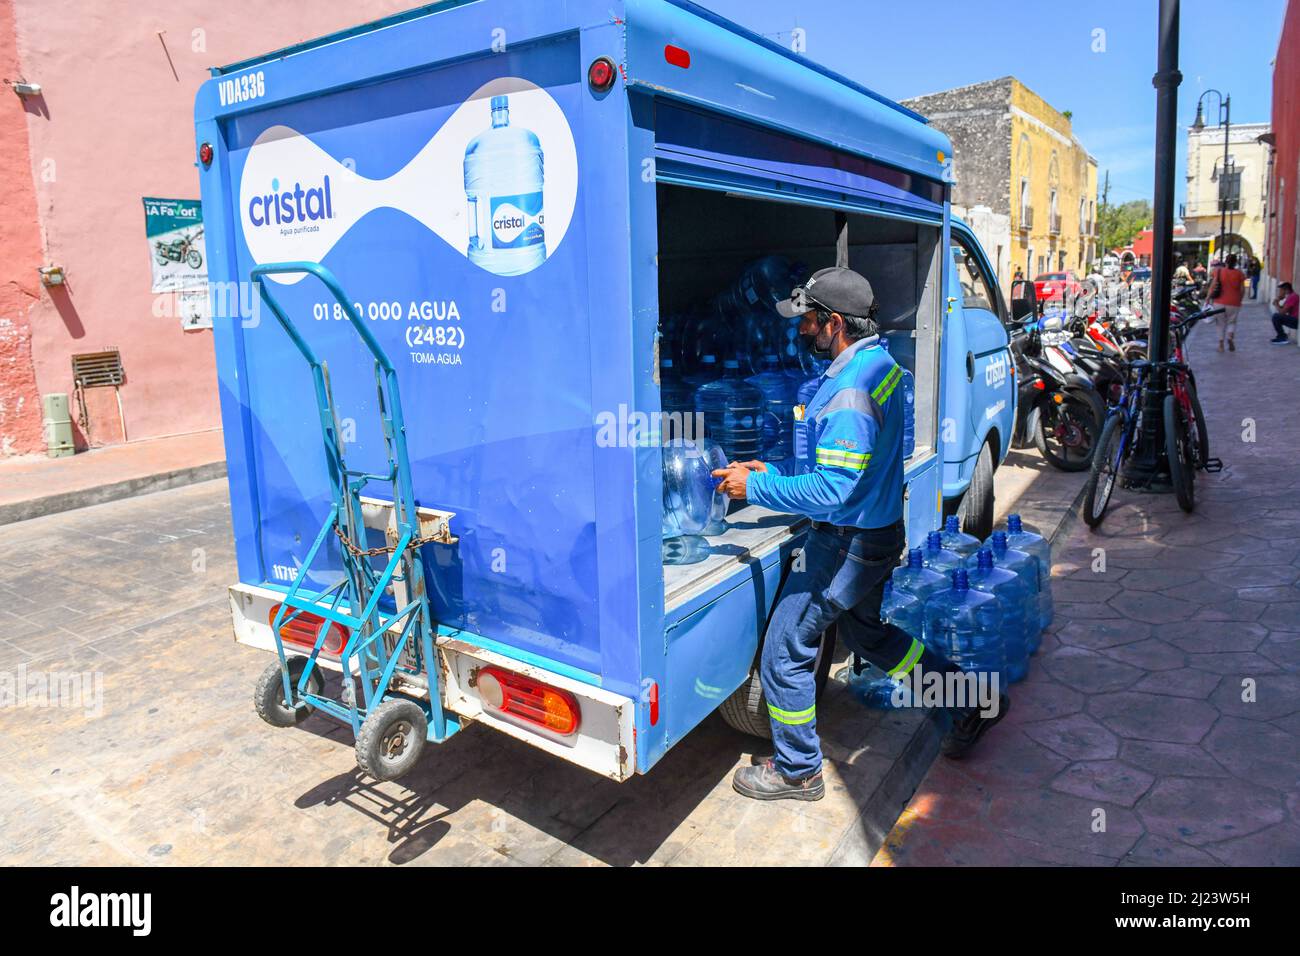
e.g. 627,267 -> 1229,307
718,624 -> 837,739
957,441 -> 996,542
356,698 -> 428,782
254,656 -> 323,728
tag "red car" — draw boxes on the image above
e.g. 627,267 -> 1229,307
1034,270 -> 1084,303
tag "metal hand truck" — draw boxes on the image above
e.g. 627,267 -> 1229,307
249,262 -> 458,782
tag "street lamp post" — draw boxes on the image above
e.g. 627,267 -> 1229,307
1126,0 -> 1181,487
1192,88 -> 1232,262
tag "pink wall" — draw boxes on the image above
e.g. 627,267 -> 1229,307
0,0 -> 46,454
3,0 -> 410,453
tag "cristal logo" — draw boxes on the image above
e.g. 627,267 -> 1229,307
492,204 -> 542,243
248,176 -> 335,228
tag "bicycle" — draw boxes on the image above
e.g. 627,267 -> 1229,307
1081,303 -> 1222,527
1081,359 -> 1150,528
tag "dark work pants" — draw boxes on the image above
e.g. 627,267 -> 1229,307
760,521 -> 959,778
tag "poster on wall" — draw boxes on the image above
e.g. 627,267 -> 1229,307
143,197 -> 207,293
177,289 -> 212,330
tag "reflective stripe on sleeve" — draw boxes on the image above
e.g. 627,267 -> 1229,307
872,365 -> 903,404
815,447 -> 871,470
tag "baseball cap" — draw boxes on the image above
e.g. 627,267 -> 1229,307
776,266 -> 876,319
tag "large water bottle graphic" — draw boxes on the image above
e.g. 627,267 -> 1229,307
464,94 -> 546,276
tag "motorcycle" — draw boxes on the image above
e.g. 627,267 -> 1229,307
154,227 -> 204,269
1007,281 -> 1103,472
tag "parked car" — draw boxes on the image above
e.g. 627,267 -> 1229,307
1034,270 -> 1084,304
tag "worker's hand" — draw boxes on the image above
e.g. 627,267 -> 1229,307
732,460 -> 768,473
711,464 -> 751,500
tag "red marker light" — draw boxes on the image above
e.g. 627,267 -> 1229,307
664,44 -> 691,69
588,56 -> 617,93
199,142 -> 214,167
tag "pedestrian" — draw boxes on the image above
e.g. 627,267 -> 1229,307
1013,265 -> 1024,283
1268,281 -> 1299,345
1247,256 -> 1261,300
1205,253 -> 1245,352
713,267 -> 1008,802
1173,258 -> 1193,287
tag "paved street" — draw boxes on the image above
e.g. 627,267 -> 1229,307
0,479 -> 953,866
873,301 -> 1300,866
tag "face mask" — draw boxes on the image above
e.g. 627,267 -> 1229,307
803,315 -> 835,360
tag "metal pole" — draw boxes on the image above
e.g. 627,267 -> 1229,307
1219,96 -> 1230,261
1127,0 -> 1181,486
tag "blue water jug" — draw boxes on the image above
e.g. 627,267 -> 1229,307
923,530 -> 964,577
700,438 -> 729,536
890,548 -> 946,645
747,355 -> 796,461
968,548 -> 1031,683
686,352 -> 719,388
878,339 -> 916,459
940,515 -> 983,559
659,357 -> 699,442
464,95 -> 546,276
831,581 -> 923,709
978,531 -> 1041,650
1006,514 -> 1054,633
899,366 -> 916,459
925,568 -> 1005,679
661,439 -> 713,565
883,578 -> 924,642
696,358 -> 764,461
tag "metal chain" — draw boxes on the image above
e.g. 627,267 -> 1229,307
333,523 -> 439,558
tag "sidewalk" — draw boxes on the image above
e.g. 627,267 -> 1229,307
0,430 -> 226,525
871,302 -> 1300,866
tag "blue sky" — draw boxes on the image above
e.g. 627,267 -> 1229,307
695,0 -> 1286,212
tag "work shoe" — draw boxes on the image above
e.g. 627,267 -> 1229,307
941,693 -> 1011,760
1270,336 -> 1290,345
732,759 -> 824,801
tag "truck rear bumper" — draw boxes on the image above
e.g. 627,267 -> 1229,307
229,583 -> 637,780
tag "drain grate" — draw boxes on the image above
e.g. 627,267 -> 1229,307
72,349 -> 125,388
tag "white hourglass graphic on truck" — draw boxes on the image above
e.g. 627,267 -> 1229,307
464,94 -> 546,275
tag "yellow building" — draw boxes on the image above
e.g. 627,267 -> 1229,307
904,77 -> 1099,290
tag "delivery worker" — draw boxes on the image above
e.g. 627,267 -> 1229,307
713,267 -> 1009,802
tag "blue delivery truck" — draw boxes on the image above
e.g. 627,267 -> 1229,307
195,0 -> 1015,782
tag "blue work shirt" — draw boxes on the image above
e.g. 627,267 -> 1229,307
746,335 -> 905,529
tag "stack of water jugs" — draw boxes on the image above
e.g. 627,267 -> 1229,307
659,256 -> 827,465
842,514 -> 1053,708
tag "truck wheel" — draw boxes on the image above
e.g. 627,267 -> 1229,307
356,698 -> 427,781
254,656 -> 323,728
957,441 -> 996,542
718,625 -> 837,740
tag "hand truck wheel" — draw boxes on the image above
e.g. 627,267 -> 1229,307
355,698 -> 427,782
254,655 -> 324,728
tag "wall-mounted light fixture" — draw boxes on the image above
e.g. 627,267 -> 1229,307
37,266 -> 66,286
9,80 -> 41,97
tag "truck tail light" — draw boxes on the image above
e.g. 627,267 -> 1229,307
588,56 -> 617,93
269,603 -> 346,657
475,666 -> 580,736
